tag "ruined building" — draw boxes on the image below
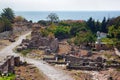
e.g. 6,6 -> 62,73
66,55 -> 106,70
17,24 -> 59,53
0,56 -> 20,75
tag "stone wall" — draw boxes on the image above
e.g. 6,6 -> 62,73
66,56 -> 106,70
18,31 -> 59,53
50,38 -> 59,52
0,56 -> 20,75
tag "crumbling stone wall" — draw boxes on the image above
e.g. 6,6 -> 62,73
7,56 -> 15,73
0,61 -> 8,74
0,56 -> 20,75
66,56 -> 106,70
18,30 -> 59,53
50,38 -> 59,52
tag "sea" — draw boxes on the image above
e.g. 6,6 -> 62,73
14,11 -> 120,22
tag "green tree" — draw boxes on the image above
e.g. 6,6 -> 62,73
38,20 -> 50,26
47,13 -> 59,23
0,16 -> 12,32
1,8 -> 15,23
54,26 -> 70,39
108,25 -> 120,48
101,17 -> 107,33
0,19 -> 4,32
47,23 -> 57,33
108,25 -> 120,39
95,20 -> 101,31
107,16 -> 120,27
70,22 -> 88,36
74,31 -> 95,46
87,17 -> 96,33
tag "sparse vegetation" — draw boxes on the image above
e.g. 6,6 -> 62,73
0,73 -> 15,80
15,64 -> 48,80
20,49 -> 32,57
104,53 -> 112,59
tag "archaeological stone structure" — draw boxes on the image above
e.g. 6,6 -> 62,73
66,56 -> 106,70
17,24 -> 59,53
0,56 -> 20,75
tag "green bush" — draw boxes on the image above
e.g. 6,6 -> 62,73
21,49 -> 32,57
54,26 -> 70,39
0,73 -> 15,80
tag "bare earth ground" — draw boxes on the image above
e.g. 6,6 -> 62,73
0,31 -> 30,51
58,40 -> 71,54
0,40 -> 11,50
0,32 -> 74,80
56,40 -> 120,80
15,64 -> 48,80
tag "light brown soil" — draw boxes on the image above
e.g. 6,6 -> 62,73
15,64 -> 48,80
0,31 -> 30,51
0,40 -> 11,50
27,50 -> 45,59
58,40 -> 71,54
63,69 -> 92,80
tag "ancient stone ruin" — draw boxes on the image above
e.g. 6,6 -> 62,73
65,56 -> 106,70
17,24 -> 59,53
0,56 -> 20,75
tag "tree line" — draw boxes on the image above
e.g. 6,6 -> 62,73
38,13 -> 120,47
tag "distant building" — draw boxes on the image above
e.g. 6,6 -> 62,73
100,32 -> 107,38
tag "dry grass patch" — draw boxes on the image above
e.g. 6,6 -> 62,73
15,64 -> 48,80
0,40 -> 11,50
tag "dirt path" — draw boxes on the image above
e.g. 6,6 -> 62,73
0,32 -> 74,80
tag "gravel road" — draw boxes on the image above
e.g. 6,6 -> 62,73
0,32 -> 74,80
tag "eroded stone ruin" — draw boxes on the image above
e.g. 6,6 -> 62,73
66,56 -> 106,70
17,24 -> 59,53
0,56 -> 20,75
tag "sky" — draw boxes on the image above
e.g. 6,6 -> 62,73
0,0 -> 120,11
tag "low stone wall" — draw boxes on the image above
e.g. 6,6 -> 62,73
43,57 -> 55,61
66,56 -> 105,70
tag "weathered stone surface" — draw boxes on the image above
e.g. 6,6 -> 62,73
0,56 -> 20,75
66,56 -> 105,70
50,38 -> 59,52
16,46 -> 23,52
17,30 -> 59,53
14,57 -> 20,66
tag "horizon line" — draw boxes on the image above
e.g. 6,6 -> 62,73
13,10 -> 120,12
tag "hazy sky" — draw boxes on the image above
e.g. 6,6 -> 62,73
0,0 -> 120,11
